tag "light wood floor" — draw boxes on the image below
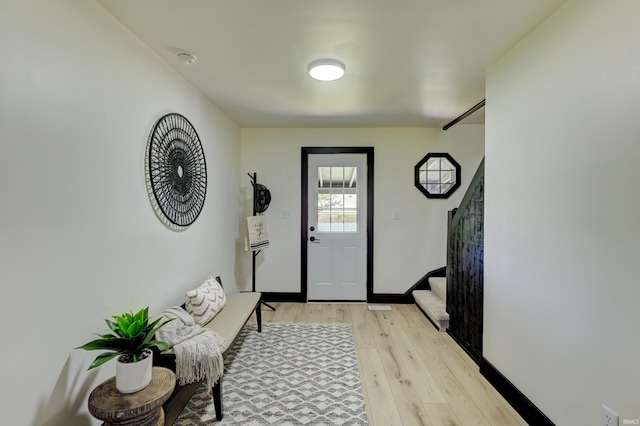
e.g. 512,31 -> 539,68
255,302 -> 527,426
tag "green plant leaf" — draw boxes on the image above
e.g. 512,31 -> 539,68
77,337 -> 115,351
97,333 -> 116,340
147,340 -> 170,351
143,317 -> 174,345
105,319 -> 119,333
77,336 -> 131,352
79,307 -> 174,370
133,307 -> 148,323
125,320 -> 144,337
115,316 -> 130,334
88,351 -> 119,370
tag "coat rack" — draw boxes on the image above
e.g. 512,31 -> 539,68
248,172 -> 276,311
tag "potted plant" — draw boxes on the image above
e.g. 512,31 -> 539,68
78,307 -> 173,393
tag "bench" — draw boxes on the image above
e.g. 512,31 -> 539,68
153,278 -> 262,424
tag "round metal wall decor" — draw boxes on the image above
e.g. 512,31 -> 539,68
146,113 -> 207,229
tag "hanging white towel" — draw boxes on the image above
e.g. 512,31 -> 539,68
246,215 -> 269,251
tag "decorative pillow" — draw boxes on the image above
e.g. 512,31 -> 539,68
185,275 -> 227,326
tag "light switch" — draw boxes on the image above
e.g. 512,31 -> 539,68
282,209 -> 292,219
393,210 -> 400,220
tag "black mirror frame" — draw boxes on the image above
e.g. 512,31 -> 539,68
414,152 -> 461,199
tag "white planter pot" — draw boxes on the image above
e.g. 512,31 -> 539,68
115,349 -> 153,393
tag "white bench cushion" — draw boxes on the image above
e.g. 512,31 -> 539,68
162,292 -> 261,355
200,292 -> 261,353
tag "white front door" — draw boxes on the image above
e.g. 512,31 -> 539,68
307,153 -> 367,301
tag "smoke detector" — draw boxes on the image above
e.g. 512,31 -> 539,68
176,52 -> 197,65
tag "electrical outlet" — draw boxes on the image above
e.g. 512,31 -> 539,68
603,404 -> 619,426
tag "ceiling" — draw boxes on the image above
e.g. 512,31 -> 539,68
97,0 -> 565,128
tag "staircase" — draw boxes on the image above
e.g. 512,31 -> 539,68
413,275 -> 449,331
409,158 -> 485,363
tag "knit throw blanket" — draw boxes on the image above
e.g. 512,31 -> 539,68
156,306 -> 225,389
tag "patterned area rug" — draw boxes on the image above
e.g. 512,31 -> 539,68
174,322 -> 369,425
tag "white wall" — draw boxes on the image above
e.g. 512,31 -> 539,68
0,2 -> 240,425
240,127 -> 484,295
485,1 -> 640,424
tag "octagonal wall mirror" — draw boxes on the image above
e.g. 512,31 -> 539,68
414,153 -> 461,199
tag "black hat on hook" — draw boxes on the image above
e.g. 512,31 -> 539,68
254,183 -> 271,213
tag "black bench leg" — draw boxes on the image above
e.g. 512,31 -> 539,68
213,379 -> 223,421
256,302 -> 262,333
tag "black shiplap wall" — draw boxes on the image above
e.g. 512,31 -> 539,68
446,159 -> 484,363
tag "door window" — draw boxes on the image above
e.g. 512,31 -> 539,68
317,166 -> 357,232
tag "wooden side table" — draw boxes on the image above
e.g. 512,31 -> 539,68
88,367 -> 175,426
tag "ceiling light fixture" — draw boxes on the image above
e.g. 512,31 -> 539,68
176,52 -> 197,65
308,58 -> 345,81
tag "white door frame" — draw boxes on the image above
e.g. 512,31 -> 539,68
301,147 -> 374,302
